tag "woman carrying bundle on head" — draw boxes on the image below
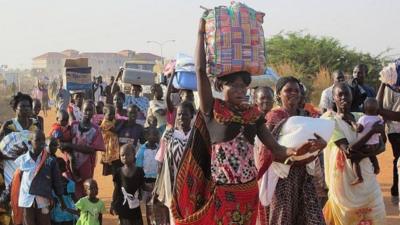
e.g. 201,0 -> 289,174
165,72 -> 196,128
170,18 -> 326,225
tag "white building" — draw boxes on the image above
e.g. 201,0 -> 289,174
32,50 -> 162,80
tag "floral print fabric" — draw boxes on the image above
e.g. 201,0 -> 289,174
211,131 -> 257,184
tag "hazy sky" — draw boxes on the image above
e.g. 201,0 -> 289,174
1,0 -> 399,68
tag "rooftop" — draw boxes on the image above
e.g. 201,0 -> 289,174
33,50 -> 161,62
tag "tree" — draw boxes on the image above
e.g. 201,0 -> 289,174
266,32 -> 385,104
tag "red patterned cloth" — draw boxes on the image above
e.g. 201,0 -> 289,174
265,108 -> 290,129
171,113 -> 259,225
214,99 -> 261,125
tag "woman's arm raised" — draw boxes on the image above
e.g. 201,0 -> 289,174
111,68 -> 123,95
377,83 -> 400,122
196,18 -> 213,115
166,72 -> 176,113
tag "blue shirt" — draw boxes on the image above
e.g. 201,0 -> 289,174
51,178 -> 77,222
136,143 -> 159,179
124,96 -> 149,114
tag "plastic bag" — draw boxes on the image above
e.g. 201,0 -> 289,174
278,116 -> 334,161
380,59 -> 400,90
0,131 -> 31,158
175,53 -> 195,72
249,68 -> 279,88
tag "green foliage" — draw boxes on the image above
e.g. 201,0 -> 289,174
266,32 -> 386,103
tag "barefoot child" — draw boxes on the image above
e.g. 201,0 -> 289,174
100,104 -> 121,176
66,179 -> 105,225
110,144 -> 145,225
351,97 -> 386,185
136,127 -> 160,225
49,110 -> 80,181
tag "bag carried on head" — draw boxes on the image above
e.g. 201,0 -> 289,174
203,2 -> 266,77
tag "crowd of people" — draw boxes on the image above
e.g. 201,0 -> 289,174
0,27 -> 399,225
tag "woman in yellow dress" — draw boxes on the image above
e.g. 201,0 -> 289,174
322,82 -> 386,225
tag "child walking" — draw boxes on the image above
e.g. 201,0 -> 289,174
136,127 -> 160,225
66,179 -> 105,225
51,158 -> 77,225
100,104 -> 121,176
110,144 -> 145,225
11,130 -> 65,225
49,110 -> 80,181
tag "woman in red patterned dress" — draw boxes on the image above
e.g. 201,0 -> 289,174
171,19 -> 326,225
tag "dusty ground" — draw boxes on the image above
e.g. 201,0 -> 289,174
41,109 -> 399,225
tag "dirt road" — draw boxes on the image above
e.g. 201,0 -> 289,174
42,109 -> 399,224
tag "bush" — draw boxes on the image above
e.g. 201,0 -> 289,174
266,32 -> 386,105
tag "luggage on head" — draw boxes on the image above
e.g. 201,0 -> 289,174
121,68 -> 155,86
63,58 -> 92,91
249,68 -> 280,89
172,53 -> 197,91
203,2 -> 266,77
173,71 -> 197,91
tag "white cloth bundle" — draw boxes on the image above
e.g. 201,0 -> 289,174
279,116 -> 335,161
259,116 -> 334,206
379,63 -> 398,86
175,53 -> 195,72
0,130 -> 30,158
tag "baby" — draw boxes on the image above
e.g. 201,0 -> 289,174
351,97 -> 386,185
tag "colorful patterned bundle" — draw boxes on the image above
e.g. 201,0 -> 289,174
204,2 -> 266,77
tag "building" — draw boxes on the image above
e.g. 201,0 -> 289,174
31,50 -> 162,79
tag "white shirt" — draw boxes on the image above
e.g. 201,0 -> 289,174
319,86 -> 334,111
94,83 -> 106,103
16,151 -> 50,208
383,87 -> 400,134
357,115 -> 383,145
